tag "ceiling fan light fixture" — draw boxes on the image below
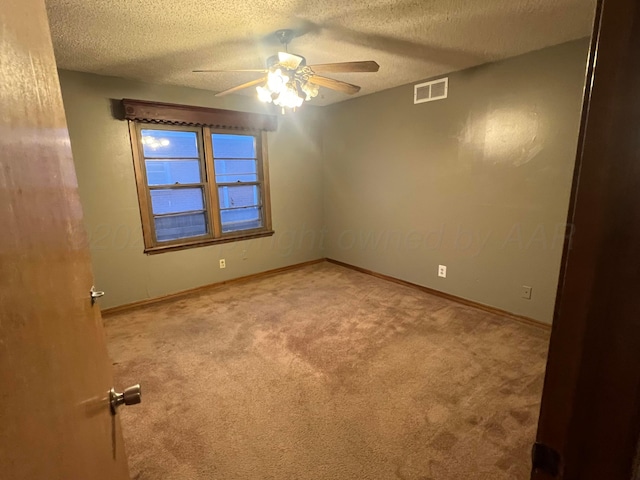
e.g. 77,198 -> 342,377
256,66 -> 308,112
273,83 -> 304,110
301,81 -> 319,101
266,68 -> 289,94
256,85 -> 273,103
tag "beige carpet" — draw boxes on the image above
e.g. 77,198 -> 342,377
105,261 -> 549,480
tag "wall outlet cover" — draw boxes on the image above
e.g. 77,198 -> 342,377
438,265 -> 447,278
219,259 -> 226,269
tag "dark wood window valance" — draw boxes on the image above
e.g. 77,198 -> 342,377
121,98 -> 277,132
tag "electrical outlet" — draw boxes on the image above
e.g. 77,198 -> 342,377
522,285 -> 532,299
438,265 -> 447,278
219,259 -> 226,269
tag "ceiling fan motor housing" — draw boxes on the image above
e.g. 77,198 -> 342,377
266,54 -> 306,69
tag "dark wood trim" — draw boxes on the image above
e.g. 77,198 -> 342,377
121,98 -> 277,131
326,258 -> 551,331
532,3 -> 603,476
101,258 -> 325,316
533,0 -> 640,478
128,121 -> 156,249
202,126 -> 223,237
143,229 -> 274,254
259,131 -> 273,231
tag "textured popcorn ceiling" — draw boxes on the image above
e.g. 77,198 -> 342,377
46,0 -> 596,106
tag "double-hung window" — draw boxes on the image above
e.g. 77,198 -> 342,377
125,100 -> 275,253
212,132 -> 266,234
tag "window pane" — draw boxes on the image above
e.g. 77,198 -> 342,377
218,185 -> 260,209
221,207 -> 262,233
155,213 -> 207,241
146,160 -> 201,186
150,188 -> 204,214
141,129 -> 199,158
214,159 -> 258,183
212,134 -> 256,158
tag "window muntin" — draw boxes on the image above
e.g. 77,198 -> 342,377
130,124 -> 272,252
145,160 -> 201,186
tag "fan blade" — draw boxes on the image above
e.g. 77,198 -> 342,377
215,77 -> 266,97
193,69 -> 267,73
308,61 -> 380,73
277,52 -> 304,70
307,75 -> 361,95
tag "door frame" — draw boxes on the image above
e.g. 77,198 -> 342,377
532,0 -> 640,478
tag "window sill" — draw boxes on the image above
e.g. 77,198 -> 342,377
144,230 -> 274,255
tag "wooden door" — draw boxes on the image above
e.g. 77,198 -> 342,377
532,0 -> 640,478
0,1 -> 131,479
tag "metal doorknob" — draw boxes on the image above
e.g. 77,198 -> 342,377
110,384 -> 141,414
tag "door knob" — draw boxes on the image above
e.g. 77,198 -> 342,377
110,384 -> 141,414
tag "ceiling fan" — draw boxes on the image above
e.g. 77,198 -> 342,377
193,29 -> 380,111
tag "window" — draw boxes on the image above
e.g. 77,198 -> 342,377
212,133 -> 265,234
125,100 -> 275,253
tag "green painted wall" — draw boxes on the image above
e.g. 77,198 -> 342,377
322,39 -> 590,323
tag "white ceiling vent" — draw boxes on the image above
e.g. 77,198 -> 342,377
414,77 -> 449,104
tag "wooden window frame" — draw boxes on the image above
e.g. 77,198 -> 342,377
207,127 -> 272,237
128,114 -> 274,254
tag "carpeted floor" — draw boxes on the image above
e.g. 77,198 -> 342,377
104,261 -> 550,480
